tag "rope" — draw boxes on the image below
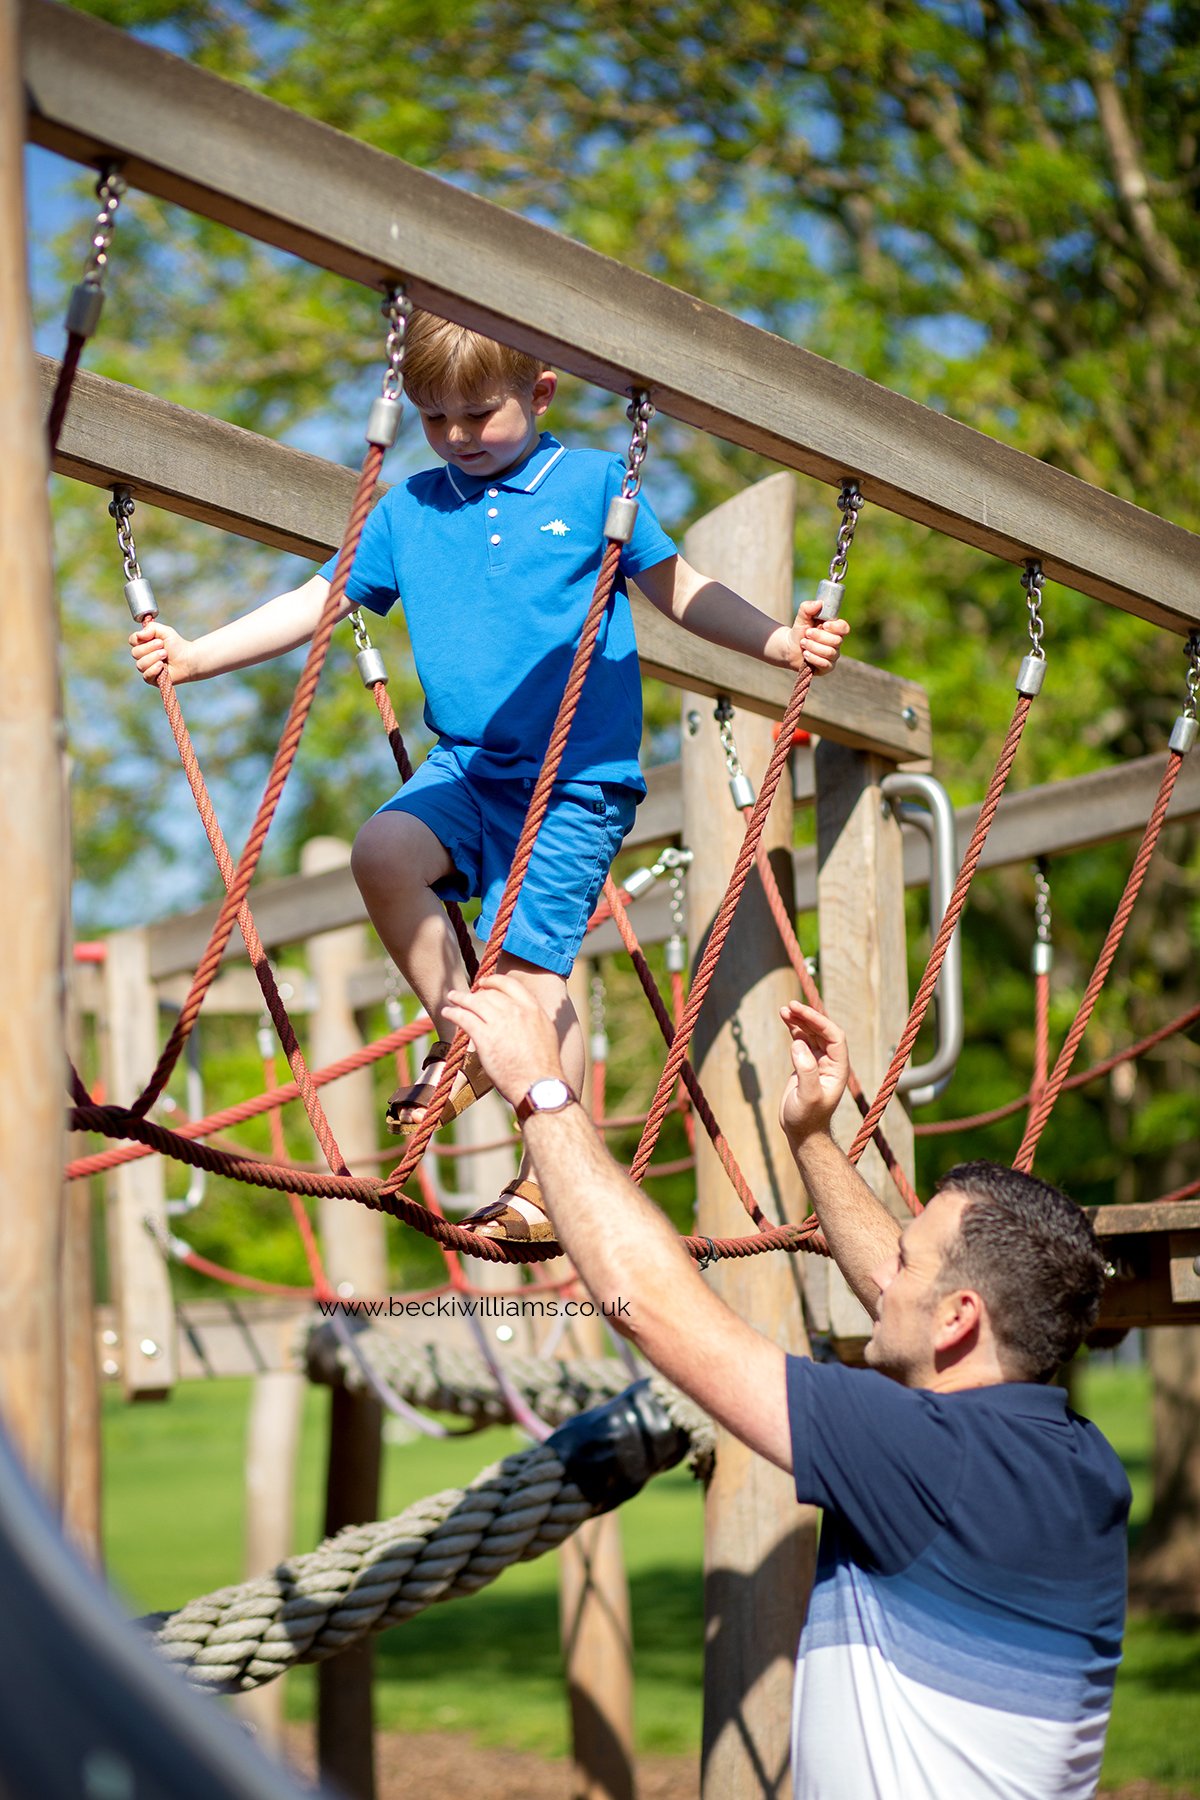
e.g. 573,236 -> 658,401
130,441 -> 387,1122
749,823 -> 923,1216
45,333 -> 86,457
628,664 -> 817,1183
377,540 -> 625,1203
913,998 -> 1200,1137
1014,749 -> 1185,1172
848,692 -> 1035,1165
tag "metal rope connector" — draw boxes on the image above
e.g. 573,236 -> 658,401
367,285 -> 412,447
714,697 -> 756,810
1169,633 -> 1200,754
622,844 -> 694,901
1016,560 -> 1047,695
350,608 -> 388,686
605,389 -> 655,538
108,486 -> 157,622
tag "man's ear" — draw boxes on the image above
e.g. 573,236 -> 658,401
531,370 -> 558,415
933,1287 -> 982,1355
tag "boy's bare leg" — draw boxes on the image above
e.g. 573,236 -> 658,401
351,811 -> 479,1121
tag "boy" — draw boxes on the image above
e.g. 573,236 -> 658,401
130,312 -> 848,1242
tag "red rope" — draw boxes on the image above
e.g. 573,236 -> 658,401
45,334 -> 85,457
628,665 -> 817,1184
1014,750 -> 1185,1172
848,692 -> 1035,1166
130,442 -> 386,1122
915,997 -> 1200,1138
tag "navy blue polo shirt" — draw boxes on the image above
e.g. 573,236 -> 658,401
321,433 -> 677,789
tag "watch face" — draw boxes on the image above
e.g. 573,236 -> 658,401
529,1078 -> 571,1110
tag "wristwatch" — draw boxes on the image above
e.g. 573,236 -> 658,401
515,1077 -> 579,1125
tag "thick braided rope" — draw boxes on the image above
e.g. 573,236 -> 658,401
66,1017 -> 429,1181
749,824 -> 923,1216
601,877 -> 767,1225
305,1331 -> 715,1464
629,664 -> 816,1184
914,997 -> 1200,1138
1014,749 -> 1185,1171
46,334 -> 86,456
147,1442 -> 595,1690
669,965 -> 698,1150
378,540 -> 625,1201
130,442 -> 386,1120
366,675 -> 479,982
848,692 -> 1035,1166
148,674 -> 349,1173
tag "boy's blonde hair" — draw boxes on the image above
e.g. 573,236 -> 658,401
401,311 -> 547,410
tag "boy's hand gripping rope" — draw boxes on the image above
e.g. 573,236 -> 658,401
46,165 -> 125,456
1013,630 -> 1200,1172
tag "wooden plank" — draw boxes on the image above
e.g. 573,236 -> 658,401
792,750 -> 1200,909
1169,1234 -> 1200,1305
38,358 -> 930,759
1088,1200 -> 1200,1237
0,0 -> 67,1498
682,477 -> 817,1800
22,0 -> 1200,633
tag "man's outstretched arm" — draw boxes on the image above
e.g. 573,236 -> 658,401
778,1002 -> 902,1318
444,977 -> 795,1473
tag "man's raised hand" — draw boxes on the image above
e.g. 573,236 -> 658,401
778,1001 -> 849,1144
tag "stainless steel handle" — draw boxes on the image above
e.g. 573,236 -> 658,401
880,772 -> 963,1106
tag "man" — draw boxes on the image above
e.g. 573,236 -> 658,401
443,978 -> 1131,1800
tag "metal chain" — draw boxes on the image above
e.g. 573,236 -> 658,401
350,608 -> 374,653
383,959 -> 405,1033
108,486 -> 141,581
1034,861 -> 1052,945
668,863 -> 688,937
620,390 -> 655,499
1184,632 -> 1200,719
1021,560 -> 1046,659
380,286 -> 412,399
589,964 -> 608,1064
828,479 -> 864,582
80,166 -> 126,293
714,698 -> 743,782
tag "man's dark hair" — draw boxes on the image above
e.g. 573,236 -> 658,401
932,1161 -> 1107,1383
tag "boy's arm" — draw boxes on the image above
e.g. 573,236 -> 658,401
778,1002 -> 901,1316
129,575 -> 351,684
636,554 -> 848,674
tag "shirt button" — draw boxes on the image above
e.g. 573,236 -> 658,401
487,507 -> 498,518
490,533 -> 502,546
487,488 -> 499,498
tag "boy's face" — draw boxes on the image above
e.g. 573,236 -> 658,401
417,371 -> 557,479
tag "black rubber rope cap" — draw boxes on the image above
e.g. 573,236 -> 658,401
546,1378 -> 692,1515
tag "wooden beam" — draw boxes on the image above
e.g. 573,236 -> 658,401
22,0 -> 1200,632
793,750 -> 1200,909
37,358 -> 930,760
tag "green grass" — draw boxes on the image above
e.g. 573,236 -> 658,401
101,1359 -> 1199,1784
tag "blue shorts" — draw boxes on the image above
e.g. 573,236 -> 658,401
377,746 -> 639,976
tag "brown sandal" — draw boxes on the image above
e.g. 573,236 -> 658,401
385,1039 -> 494,1137
461,1179 -> 557,1247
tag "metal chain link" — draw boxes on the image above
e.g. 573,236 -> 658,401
108,485 -> 141,581
350,608 -> 374,653
828,479 -> 864,582
667,862 -> 688,937
589,964 -> 608,1064
1034,861 -> 1052,945
380,286 -> 412,399
714,698 -> 744,782
1021,560 -> 1046,659
1184,632 -> 1200,719
80,166 -> 126,293
620,390 -> 655,499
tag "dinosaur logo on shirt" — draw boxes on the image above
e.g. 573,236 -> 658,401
540,519 -> 571,536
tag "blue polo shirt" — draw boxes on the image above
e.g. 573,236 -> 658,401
321,433 -> 676,790
785,1356 -> 1130,1798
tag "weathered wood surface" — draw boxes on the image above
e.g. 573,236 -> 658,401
37,358 -> 930,760
23,0 -> 1200,631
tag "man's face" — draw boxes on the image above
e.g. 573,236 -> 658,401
864,1190 -> 970,1387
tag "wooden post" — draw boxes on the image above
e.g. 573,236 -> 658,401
101,929 -> 178,1399
809,745 -> 914,1351
558,964 -> 635,1800
62,972 -> 102,1561
231,1366 -> 306,1745
303,837 -> 386,1800
681,475 -> 818,1800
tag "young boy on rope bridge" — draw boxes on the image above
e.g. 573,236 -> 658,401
129,312 -> 848,1242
